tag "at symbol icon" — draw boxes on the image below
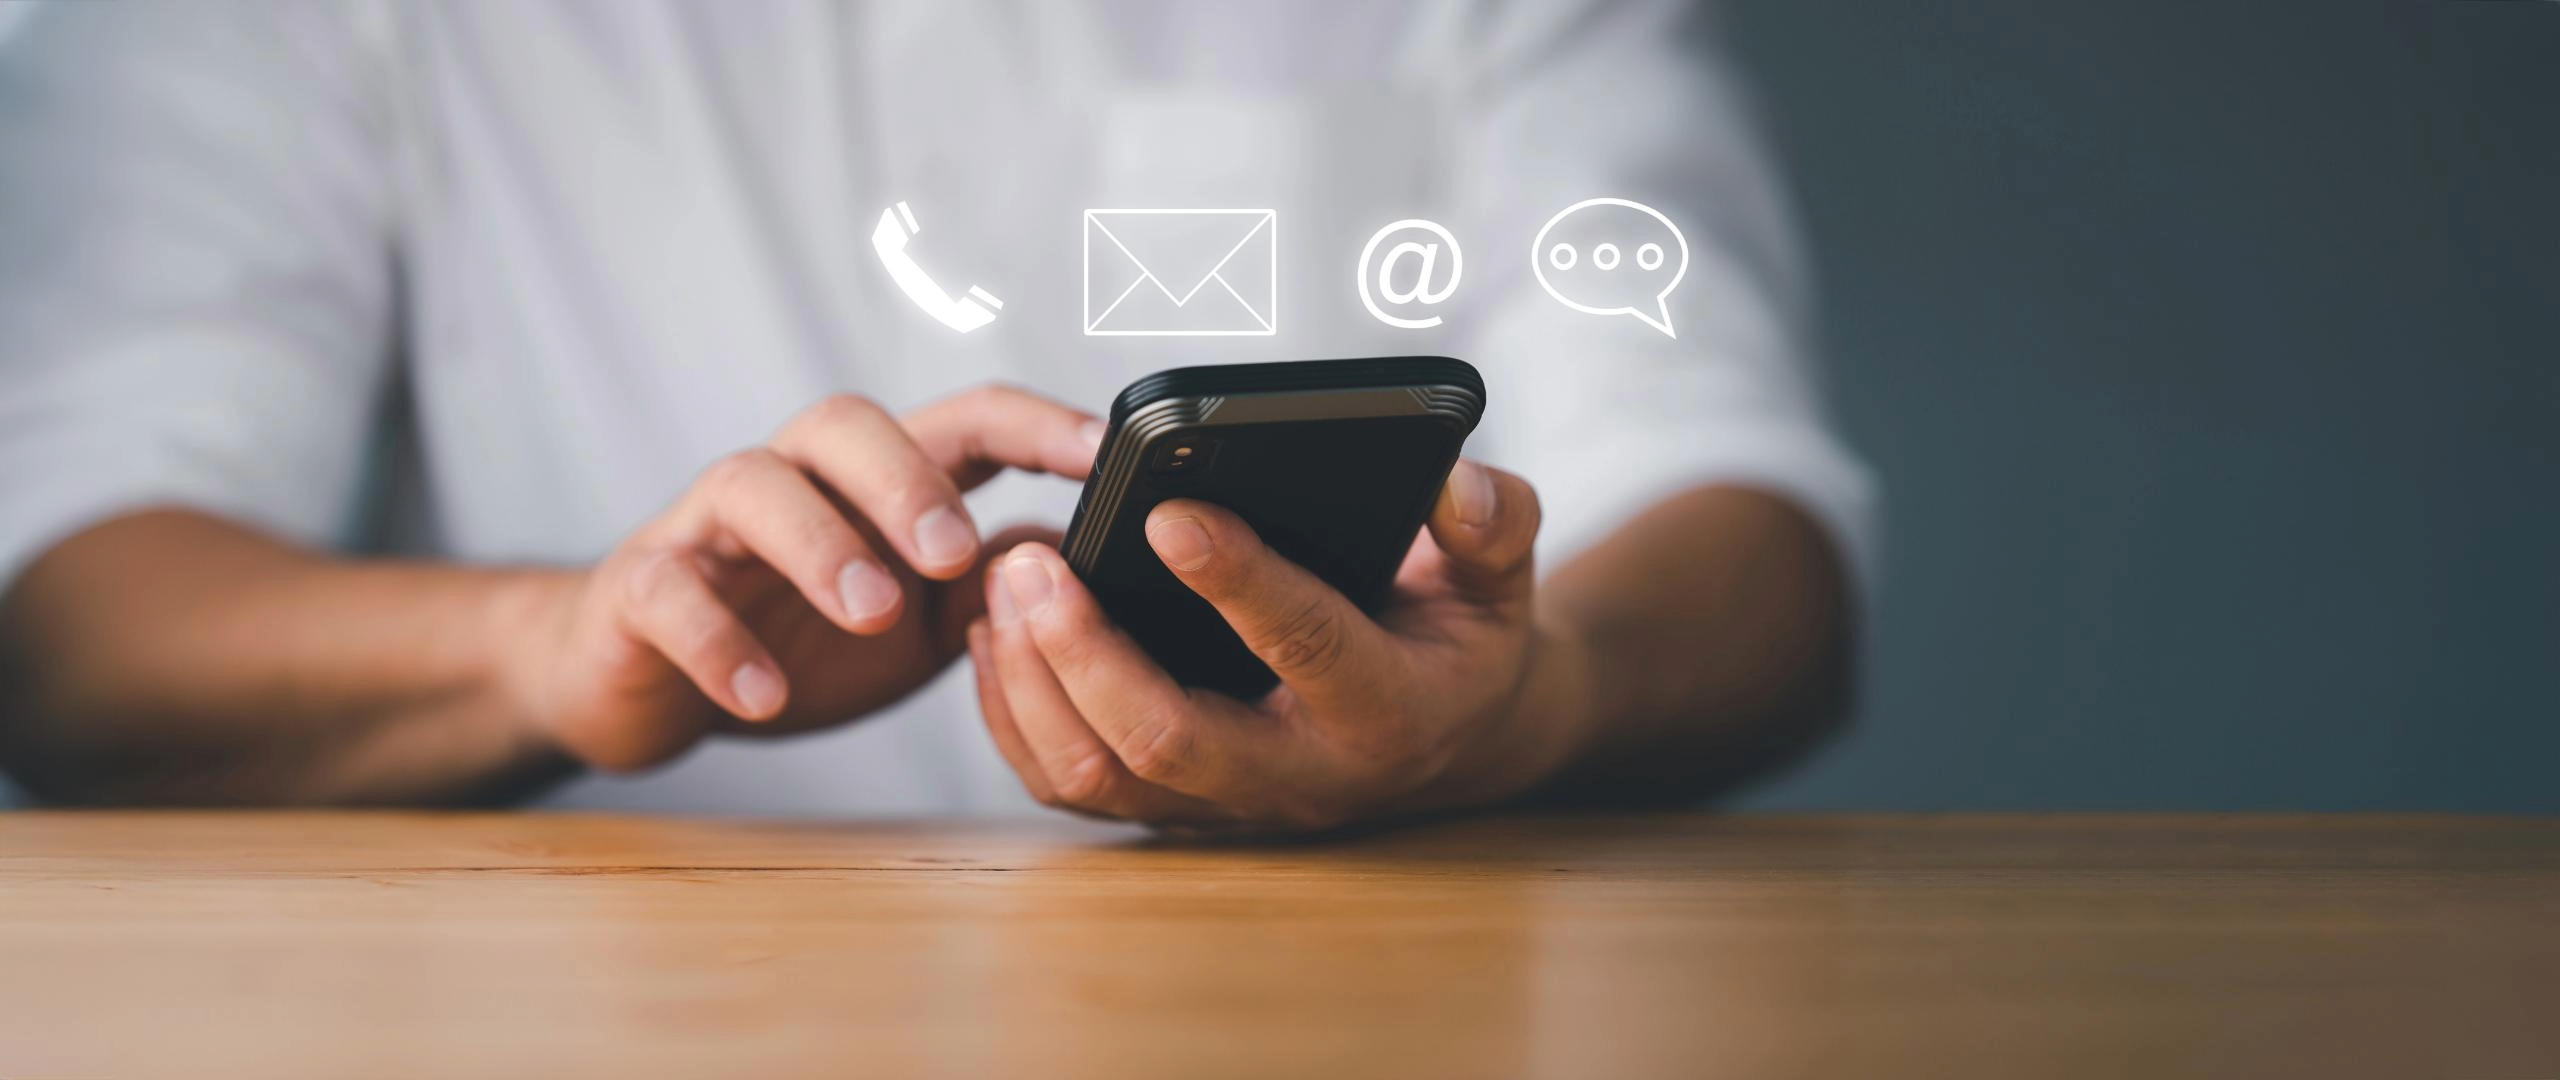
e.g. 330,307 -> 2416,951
1358,218 -> 1465,330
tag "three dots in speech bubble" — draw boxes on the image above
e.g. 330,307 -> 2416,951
1529,197 -> 1689,339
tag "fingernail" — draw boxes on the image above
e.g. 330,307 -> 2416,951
1148,515 -> 1214,572
730,662 -> 786,718
913,505 -> 977,568
987,563 -> 1021,627
1079,419 -> 1108,458
1449,459 -> 1496,527
1002,553 -> 1055,618
837,559 -> 901,622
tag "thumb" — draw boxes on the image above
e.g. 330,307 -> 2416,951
1145,499 -> 1394,697
932,522 -> 1065,654
1422,459 -> 1541,604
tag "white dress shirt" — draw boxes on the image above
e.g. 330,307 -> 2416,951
0,0 -> 1873,814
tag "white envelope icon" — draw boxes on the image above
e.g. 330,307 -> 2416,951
1083,209 -> 1278,336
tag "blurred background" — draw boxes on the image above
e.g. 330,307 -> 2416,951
0,4 -> 2551,812
1722,1 -> 2560,810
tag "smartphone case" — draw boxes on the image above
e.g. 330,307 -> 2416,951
1061,356 -> 1484,699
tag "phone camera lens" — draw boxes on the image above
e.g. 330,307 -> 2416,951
1147,436 -> 1219,478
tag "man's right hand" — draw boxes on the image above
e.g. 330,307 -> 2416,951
507,385 -> 1103,772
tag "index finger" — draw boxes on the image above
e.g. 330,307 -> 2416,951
771,395 -> 982,580
904,383 -> 1106,491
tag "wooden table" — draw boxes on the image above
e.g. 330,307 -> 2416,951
2,813 -> 2554,1079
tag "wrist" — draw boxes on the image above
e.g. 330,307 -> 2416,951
282,559 -> 586,804
481,568 -> 585,756
1506,615 -> 1611,795
1414,617 -> 1607,813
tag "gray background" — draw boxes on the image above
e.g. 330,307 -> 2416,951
1722,1 -> 2560,810
1,5 -> 2550,812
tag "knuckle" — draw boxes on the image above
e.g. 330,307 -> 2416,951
1255,597 -> 1349,679
1029,602 -> 1104,666
802,392 -> 886,429
788,510 -> 862,564
1115,710 -> 1196,785
701,448 -> 780,494
960,382 -> 1024,410
782,393 -> 888,447
675,609 -> 735,659
622,547 -> 692,608
1047,613 -> 1103,663
1051,751 -> 1122,808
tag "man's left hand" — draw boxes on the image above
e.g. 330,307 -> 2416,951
967,460 -> 1592,832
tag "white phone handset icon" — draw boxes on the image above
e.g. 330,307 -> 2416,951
873,201 -> 1003,334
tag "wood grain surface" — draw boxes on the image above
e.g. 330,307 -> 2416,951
1,812 -> 2554,1079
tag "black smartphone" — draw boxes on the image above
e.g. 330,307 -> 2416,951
1059,356 -> 1486,699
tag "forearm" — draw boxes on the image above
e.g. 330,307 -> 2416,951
1527,484 -> 1854,803
0,510 -> 575,805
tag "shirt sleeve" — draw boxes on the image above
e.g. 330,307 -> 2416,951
1437,0 -> 1879,593
0,2 -> 396,595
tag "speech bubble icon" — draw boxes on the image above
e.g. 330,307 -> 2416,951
1530,197 -> 1688,338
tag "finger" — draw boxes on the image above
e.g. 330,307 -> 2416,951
925,523 -> 1066,656
771,394 -> 981,581
969,618 -> 1055,806
995,544 -> 1270,799
619,548 -> 788,721
689,448 -> 905,635
1139,500 -> 1396,700
1422,459 -> 1542,606
984,551 -> 1229,823
904,383 -> 1108,489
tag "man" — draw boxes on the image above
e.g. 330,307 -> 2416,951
0,1 -> 1871,827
